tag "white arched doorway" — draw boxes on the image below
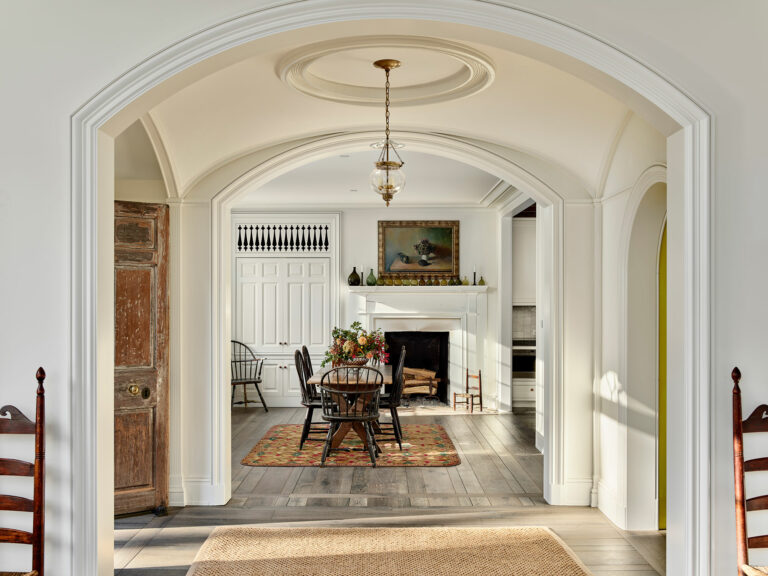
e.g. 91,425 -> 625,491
625,181 -> 667,530
70,2 -> 711,574
205,131 -> 565,506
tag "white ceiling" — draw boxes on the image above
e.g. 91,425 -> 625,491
236,150 -> 503,207
115,121 -> 162,180
112,18 -> 673,205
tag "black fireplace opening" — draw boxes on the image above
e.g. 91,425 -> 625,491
385,331 -> 450,403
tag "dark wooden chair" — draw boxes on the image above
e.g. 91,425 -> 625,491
319,367 -> 383,467
732,367 -> 768,576
301,345 -> 314,384
1,367 -> 46,576
379,346 -> 406,449
295,349 -> 328,450
230,340 -> 267,411
453,368 -> 483,412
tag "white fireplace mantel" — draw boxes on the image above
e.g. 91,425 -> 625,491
347,286 -> 488,402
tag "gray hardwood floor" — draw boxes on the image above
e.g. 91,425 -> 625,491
115,406 -> 665,575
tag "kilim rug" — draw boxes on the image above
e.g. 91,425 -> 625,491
240,424 -> 460,467
186,526 -> 593,576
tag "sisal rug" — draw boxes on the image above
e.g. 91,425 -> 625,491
186,526 -> 592,576
241,424 -> 459,467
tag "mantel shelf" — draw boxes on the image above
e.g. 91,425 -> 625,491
348,285 -> 488,294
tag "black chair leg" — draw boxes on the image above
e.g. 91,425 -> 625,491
390,407 -> 402,450
300,406 -> 314,450
364,422 -> 377,467
231,385 -> 235,406
394,408 -> 404,442
254,382 -> 268,412
321,421 -> 336,466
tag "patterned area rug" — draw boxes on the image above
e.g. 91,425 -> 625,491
241,424 -> 460,467
187,526 -> 593,576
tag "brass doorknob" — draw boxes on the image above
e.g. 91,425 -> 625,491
128,384 -> 140,396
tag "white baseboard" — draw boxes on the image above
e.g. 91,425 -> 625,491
547,478 -> 593,506
183,477 -> 229,506
597,479 -> 627,529
168,474 -> 185,507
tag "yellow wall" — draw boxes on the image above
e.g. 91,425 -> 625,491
658,224 -> 667,530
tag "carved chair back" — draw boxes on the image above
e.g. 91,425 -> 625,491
0,367 -> 46,576
732,367 -> 768,575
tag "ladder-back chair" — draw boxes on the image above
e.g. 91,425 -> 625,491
1,367 -> 46,576
732,366 -> 768,576
230,340 -> 267,411
453,368 -> 483,412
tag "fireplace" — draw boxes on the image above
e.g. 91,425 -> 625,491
385,331 -> 450,403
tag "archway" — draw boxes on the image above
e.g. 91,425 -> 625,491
69,2 -> 711,574
626,181 -> 667,529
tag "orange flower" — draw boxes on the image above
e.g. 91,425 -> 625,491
366,352 -> 374,359
358,336 -> 367,346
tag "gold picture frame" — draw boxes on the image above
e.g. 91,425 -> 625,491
378,220 -> 460,280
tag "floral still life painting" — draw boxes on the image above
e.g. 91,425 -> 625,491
378,220 -> 459,280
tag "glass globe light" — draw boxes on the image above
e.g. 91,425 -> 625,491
370,161 -> 405,207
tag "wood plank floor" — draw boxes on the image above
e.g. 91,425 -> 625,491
115,406 -> 665,575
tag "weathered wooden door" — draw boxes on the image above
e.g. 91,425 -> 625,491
114,201 -> 169,515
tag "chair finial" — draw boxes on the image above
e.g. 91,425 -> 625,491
36,367 -> 46,394
732,366 -> 741,391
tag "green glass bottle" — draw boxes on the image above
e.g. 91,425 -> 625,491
347,267 -> 361,286
478,275 -> 486,286
377,275 -> 385,286
366,268 -> 377,286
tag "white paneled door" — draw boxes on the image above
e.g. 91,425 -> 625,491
235,257 -> 331,404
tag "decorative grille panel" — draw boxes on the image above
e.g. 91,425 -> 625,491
235,224 -> 331,253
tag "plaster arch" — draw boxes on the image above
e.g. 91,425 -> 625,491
70,2 -> 711,575
187,130 -> 566,508
186,130 -> 571,206
624,179 -> 667,530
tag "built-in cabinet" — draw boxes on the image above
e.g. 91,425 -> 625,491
512,218 -> 536,305
512,217 -> 537,411
232,213 -> 339,406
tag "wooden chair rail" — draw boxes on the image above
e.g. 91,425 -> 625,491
743,404 -> 768,433
0,406 -> 35,434
0,459 -> 34,477
745,457 -> 768,472
0,495 -> 34,512
746,495 -> 768,512
748,535 -> 768,548
0,527 -> 34,545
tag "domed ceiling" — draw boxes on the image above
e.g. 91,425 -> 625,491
113,19 -> 674,205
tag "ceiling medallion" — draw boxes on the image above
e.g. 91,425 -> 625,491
370,59 -> 404,207
278,36 -> 495,107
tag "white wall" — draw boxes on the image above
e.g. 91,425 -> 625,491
1,2 -> 766,574
598,113 -> 667,529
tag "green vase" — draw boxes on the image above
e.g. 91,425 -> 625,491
461,275 -> 469,286
366,268 -> 377,286
347,267 -> 361,286
377,275 -> 385,286
478,276 -> 486,286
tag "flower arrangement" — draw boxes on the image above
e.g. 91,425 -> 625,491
321,321 -> 389,367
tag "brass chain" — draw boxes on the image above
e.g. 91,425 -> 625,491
384,67 -> 391,163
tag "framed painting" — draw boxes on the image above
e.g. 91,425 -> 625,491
378,220 -> 459,280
